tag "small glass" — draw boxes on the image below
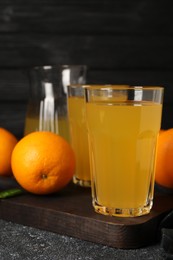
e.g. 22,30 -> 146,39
67,84 -> 90,187
84,85 -> 164,217
24,65 -> 87,142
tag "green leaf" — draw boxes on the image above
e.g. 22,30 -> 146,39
0,188 -> 24,199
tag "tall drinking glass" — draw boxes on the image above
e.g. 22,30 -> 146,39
67,84 -> 90,187
24,65 -> 87,142
84,85 -> 164,217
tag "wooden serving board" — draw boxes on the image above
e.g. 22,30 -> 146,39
0,177 -> 172,249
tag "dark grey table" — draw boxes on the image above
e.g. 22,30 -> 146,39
0,219 -> 167,260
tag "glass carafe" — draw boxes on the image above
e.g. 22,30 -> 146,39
24,65 -> 87,142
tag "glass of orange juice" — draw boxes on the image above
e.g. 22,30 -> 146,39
24,65 -> 87,143
84,85 -> 164,217
67,84 -> 91,187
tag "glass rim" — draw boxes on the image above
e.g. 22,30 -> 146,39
68,84 -> 130,90
83,84 -> 164,91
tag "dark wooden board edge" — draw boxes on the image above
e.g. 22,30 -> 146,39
0,178 -> 172,249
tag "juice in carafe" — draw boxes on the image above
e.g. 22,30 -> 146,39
24,114 -> 69,142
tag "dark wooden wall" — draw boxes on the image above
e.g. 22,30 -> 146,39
0,0 -> 173,138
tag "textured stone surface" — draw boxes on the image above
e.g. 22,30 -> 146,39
0,219 -> 167,260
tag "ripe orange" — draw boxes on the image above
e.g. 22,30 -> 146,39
155,128 -> 173,188
0,128 -> 18,176
11,131 -> 75,195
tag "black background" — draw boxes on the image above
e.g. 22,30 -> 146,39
0,0 -> 173,138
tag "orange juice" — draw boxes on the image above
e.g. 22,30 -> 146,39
24,115 -> 70,142
86,101 -> 162,211
68,96 -> 90,186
